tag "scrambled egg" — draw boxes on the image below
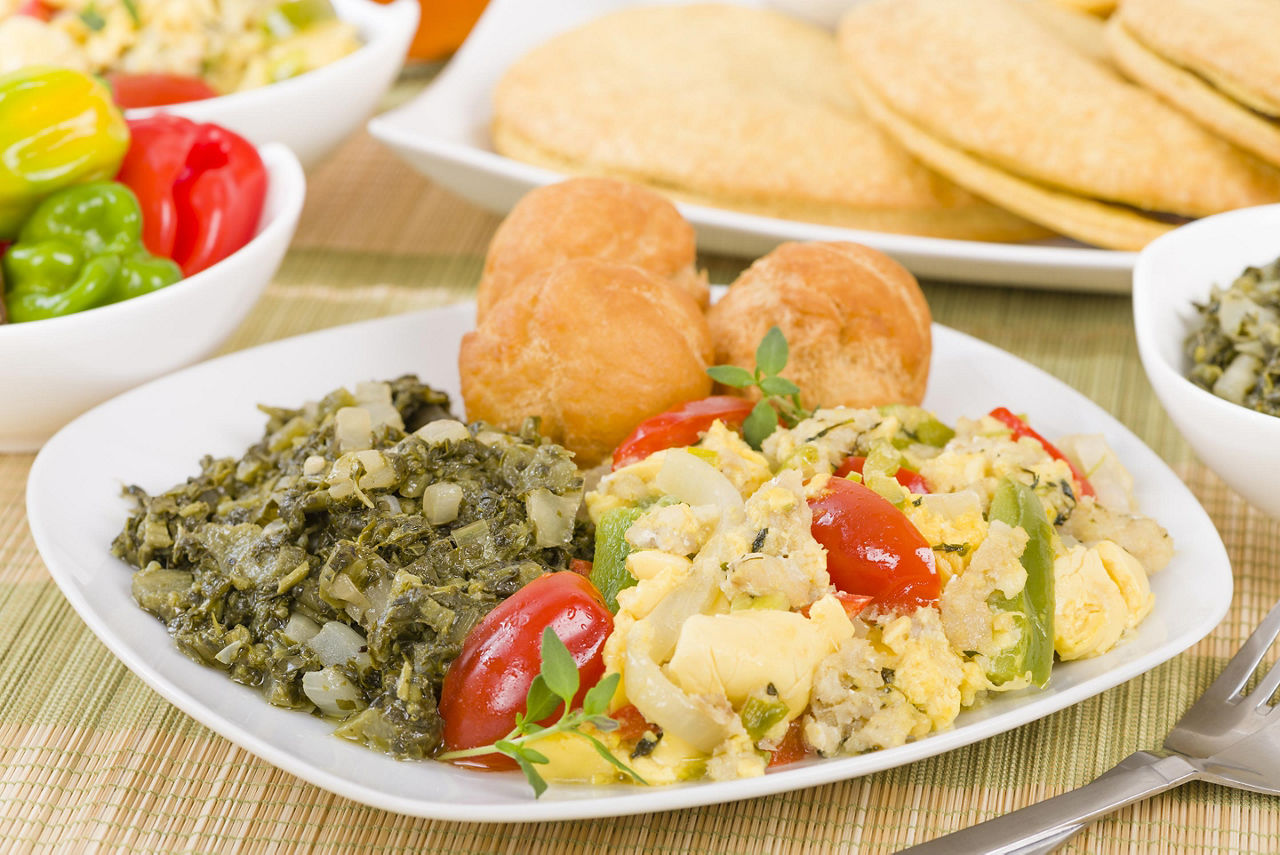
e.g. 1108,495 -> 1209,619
555,407 -> 1172,785
805,608 -> 982,755
1054,541 -> 1154,660
938,520 -> 1032,682
667,595 -> 854,720
920,416 -> 1080,523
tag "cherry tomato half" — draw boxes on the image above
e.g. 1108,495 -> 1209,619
834,456 -> 930,494
808,477 -> 940,611
107,73 -> 218,110
439,572 -> 613,769
611,396 -> 756,471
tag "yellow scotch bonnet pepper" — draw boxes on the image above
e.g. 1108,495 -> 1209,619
0,66 -> 130,240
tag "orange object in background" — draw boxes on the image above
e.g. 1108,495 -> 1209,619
376,0 -> 488,61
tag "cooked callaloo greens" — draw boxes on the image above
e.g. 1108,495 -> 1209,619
112,376 -> 591,759
1186,254 -> 1280,417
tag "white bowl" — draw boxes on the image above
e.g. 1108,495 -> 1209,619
1133,203 -> 1280,517
127,0 -> 418,168
0,143 -> 305,452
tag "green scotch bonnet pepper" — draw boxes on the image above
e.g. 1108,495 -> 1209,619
2,182 -> 182,323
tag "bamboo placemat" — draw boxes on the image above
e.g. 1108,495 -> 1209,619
3,98 -> 1279,854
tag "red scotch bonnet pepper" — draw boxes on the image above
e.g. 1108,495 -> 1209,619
116,115 -> 267,277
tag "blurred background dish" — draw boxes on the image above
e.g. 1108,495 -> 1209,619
0,142 -> 305,451
1133,203 -> 1280,518
121,0 -> 417,167
376,0 -> 487,63
368,0 -> 1135,291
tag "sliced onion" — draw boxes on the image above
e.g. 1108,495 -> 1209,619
624,622 -> 731,754
655,449 -> 744,519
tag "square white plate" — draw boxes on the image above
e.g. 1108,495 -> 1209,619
26,305 -> 1231,821
367,0 -> 1135,293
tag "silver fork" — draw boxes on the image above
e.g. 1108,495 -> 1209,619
901,599 -> 1280,854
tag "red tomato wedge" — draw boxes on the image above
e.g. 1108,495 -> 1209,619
808,477 -> 940,611
439,572 -> 613,769
988,407 -> 1095,499
834,456 -> 930,494
610,704 -> 655,743
611,396 -> 756,471
107,73 -> 218,109
768,720 -> 809,768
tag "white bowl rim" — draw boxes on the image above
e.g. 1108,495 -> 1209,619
0,143 -> 305,342
1132,202 -> 1280,433
123,0 -> 419,119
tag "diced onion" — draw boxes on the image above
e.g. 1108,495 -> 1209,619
422,482 -> 463,525
526,488 -> 580,547
302,668 -> 366,718
916,490 -> 983,520
306,621 -> 370,670
354,381 -> 404,431
655,449 -> 744,519
1212,353 -> 1262,404
283,613 -> 321,644
335,407 -> 373,452
415,419 -> 470,445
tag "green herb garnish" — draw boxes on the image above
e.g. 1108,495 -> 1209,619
707,326 -> 812,449
437,627 -> 647,797
79,5 -> 106,31
122,0 -> 140,25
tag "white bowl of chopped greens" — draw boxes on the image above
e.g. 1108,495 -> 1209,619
1133,203 -> 1280,518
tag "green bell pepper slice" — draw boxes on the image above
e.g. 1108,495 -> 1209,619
590,505 -> 648,614
986,477 -> 1055,688
3,182 -> 182,323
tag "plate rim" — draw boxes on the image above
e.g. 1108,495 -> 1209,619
26,304 -> 1232,822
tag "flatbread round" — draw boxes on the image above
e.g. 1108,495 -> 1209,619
839,0 -> 1280,231
1116,0 -> 1280,118
1108,18 -> 1280,168
493,3 -> 1045,242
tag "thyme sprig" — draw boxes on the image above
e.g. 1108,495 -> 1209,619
707,326 -> 812,448
437,627 -> 647,797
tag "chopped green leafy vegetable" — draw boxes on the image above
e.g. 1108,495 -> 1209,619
112,376 -> 593,760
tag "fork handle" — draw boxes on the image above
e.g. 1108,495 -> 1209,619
899,751 -> 1201,854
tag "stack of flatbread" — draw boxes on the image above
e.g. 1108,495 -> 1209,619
492,0 -> 1280,251
1108,0 -> 1280,168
